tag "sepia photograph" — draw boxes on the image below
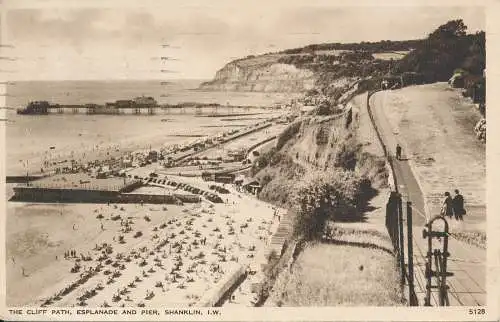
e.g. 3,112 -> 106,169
0,0 -> 495,320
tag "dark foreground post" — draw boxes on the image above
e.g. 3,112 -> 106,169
406,201 -> 417,306
398,195 -> 405,287
386,192 -> 399,254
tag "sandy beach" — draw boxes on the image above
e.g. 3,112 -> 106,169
6,178 -> 285,307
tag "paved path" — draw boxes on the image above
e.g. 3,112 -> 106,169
369,92 -> 486,306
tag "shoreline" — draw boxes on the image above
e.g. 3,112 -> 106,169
6,112 -> 283,177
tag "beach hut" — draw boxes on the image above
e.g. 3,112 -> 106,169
242,179 -> 262,195
147,150 -> 159,162
214,173 -> 235,184
122,158 -> 133,167
234,175 -> 245,186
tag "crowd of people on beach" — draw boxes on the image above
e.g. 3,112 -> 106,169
34,195 -> 279,307
31,119 -> 274,181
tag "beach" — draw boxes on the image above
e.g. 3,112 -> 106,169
6,111 -> 286,176
6,180 -> 284,307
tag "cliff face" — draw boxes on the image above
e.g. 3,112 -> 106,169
200,54 -> 316,92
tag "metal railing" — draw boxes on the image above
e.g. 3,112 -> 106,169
386,194 -> 418,306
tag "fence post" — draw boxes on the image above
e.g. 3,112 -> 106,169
398,195 -> 405,287
394,208 -> 399,262
406,201 -> 416,306
386,192 -> 399,254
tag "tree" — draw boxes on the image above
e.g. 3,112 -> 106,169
395,19 -> 484,82
462,31 -> 485,74
429,19 -> 467,40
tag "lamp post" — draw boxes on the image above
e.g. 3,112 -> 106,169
26,160 -> 29,185
20,159 -> 29,186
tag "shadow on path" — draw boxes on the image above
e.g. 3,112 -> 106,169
322,238 -> 394,256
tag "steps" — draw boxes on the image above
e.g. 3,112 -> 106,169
265,211 -> 294,258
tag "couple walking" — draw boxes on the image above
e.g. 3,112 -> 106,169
441,189 -> 466,220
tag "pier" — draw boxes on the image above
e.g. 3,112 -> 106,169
41,105 -> 256,116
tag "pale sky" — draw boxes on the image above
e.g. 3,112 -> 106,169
0,0 -> 486,81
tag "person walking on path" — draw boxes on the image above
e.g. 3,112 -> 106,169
452,189 -> 466,221
396,144 -> 402,161
441,192 -> 454,219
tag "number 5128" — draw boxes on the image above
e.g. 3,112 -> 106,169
468,308 -> 486,315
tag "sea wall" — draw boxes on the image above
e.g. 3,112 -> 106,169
11,186 -> 201,204
197,264 -> 247,307
12,186 -> 119,203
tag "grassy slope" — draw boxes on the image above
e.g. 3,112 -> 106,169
260,94 -> 401,306
267,232 -> 402,306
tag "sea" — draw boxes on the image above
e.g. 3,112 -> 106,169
4,80 -> 297,175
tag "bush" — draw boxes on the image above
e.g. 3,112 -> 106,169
316,102 -> 332,116
251,148 -> 280,176
258,177 -> 296,207
254,152 -> 305,207
334,136 -> 361,170
474,118 -> 486,143
290,170 -> 373,240
315,125 -> 329,145
261,174 -> 273,187
276,120 -> 303,150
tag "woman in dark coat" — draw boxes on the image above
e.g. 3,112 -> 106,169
441,192 -> 454,218
452,189 -> 466,220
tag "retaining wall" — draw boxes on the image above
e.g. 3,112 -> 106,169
12,186 -> 119,203
197,264 -> 247,307
246,135 -> 278,155
175,123 -> 273,163
11,186 -> 201,204
118,193 -> 179,204
366,90 -> 398,192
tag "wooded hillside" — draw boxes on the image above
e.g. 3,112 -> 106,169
395,19 -> 485,82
